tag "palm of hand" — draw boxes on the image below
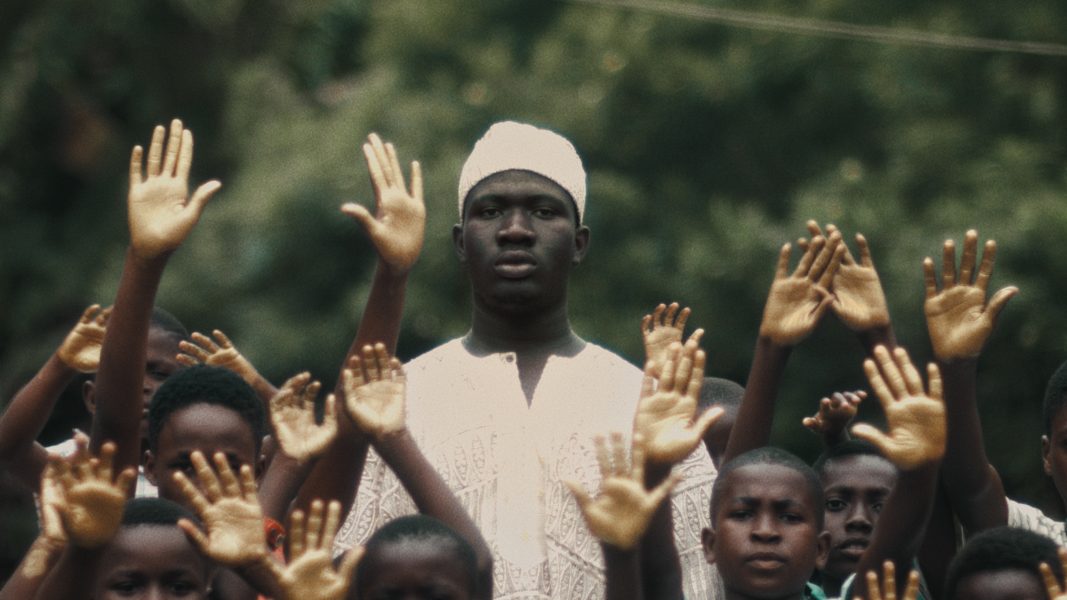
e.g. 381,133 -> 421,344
925,287 -> 991,359
880,396 -> 946,469
60,324 -> 106,372
274,406 -> 333,460
199,498 -> 265,563
372,188 -> 426,274
63,482 -> 126,547
643,328 -> 683,374
761,279 -> 826,345
581,479 -> 657,549
281,551 -> 347,600
832,264 -> 890,330
128,177 -> 197,259
347,381 -> 405,437
634,391 -> 699,464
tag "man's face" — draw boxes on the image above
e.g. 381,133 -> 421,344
453,170 -> 589,316
1043,407 -> 1067,506
703,464 -> 829,599
145,403 -> 259,507
819,454 -> 897,582
94,526 -> 212,600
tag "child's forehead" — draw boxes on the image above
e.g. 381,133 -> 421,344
719,463 -> 816,506
102,525 -> 208,571
820,454 -> 897,488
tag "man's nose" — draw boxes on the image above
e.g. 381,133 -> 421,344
496,209 -> 535,244
845,504 -> 874,532
751,513 -> 782,542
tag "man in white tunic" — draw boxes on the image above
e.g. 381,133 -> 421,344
335,121 -> 717,599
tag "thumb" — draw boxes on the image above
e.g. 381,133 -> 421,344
339,546 -> 365,583
188,180 -> 222,215
341,202 -> 381,237
692,406 -> 724,442
850,424 -> 895,458
563,478 -> 591,509
177,518 -> 211,555
647,472 -> 681,508
985,286 -> 1019,321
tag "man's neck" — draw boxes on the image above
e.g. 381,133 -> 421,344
465,301 -> 584,356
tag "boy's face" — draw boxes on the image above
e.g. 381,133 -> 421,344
145,403 -> 259,506
702,463 -> 829,600
1042,408 -> 1067,504
355,539 -> 473,600
93,525 -> 212,599
453,170 -> 589,316
953,568 -> 1046,600
819,454 -> 897,582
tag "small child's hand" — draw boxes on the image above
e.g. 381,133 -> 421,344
760,232 -> 845,345
632,340 -> 723,466
802,390 -> 866,438
1040,547 -> 1067,600
174,451 -> 268,567
127,119 -> 221,262
924,230 -> 1018,361
851,346 -> 946,470
268,499 -> 363,600
856,560 -> 920,600
341,343 -> 406,440
341,134 -> 425,276
177,330 -> 261,383
641,302 -> 702,378
57,304 -> 111,373
21,462 -> 70,579
269,373 -> 338,463
564,433 -> 679,550
802,221 -> 890,332
51,433 -> 135,549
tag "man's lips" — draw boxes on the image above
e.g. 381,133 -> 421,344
745,552 -> 787,570
494,251 -> 537,279
835,538 -> 869,559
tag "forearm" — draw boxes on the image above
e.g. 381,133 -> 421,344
355,264 -> 408,354
939,359 -> 1007,531
722,337 -> 791,464
0,354 -> 77,488
858,324 -> 897,355
377,429 -> 493,595
603,544 -> 644,600
639,464 -> 682,600
91,250 -> 165,470
32,545 -> 101,600
0,537 -> 65,600
917,481 -> 957,600
257,452 -> 317,521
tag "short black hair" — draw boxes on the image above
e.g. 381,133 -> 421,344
698,377 -> 744,413
945,526 -> 1063,599
355,515 -> 478,596
147,365 -> 265,454
122,497 -> 200,528
711,447 -> 825,529
812,439 -> 890,477
150,306 -> 189,342
1044,360 -> 1067,434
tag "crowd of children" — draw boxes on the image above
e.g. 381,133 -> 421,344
2,117 -> 1067,600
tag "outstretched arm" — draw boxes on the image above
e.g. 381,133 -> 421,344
801,390 -> 865,448
849,346 -> 946,598
723,231 -> 844,464
91,119 -> 220,477
343,343 -> 493,599
176,329 -> 277,402
293,134 -> 425,516
266,500 -> 362,600
0,463 -> 68,600
0,305 -> 109,490
925,230 -> 1017,533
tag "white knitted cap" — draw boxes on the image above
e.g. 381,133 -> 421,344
457,121 -> 586,222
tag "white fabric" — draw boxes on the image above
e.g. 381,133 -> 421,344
1007,497 -> 1067,545
335,338 -> 719,600
47,437 -> 157,498
457,121 -> 587,221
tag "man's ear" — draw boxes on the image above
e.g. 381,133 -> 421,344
572,225 -> 590,265
143,450 -> 157,486
1043,435 -> 1053,476
82,380 -> 96,415
452,223 -> 468,263
815,530 -> 831,570
701,527 -> 716,565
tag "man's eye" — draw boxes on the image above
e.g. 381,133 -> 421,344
872,502 -> 884,513
826,499 -> 846,512
532,207 -> 558,218
728,510 -> 752,520
780,513 -> 804,523
478,207 -> 502,218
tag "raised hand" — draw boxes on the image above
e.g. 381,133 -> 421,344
269,373 -> 338,463
127,119 -> 221,261
341,343 -> 406,440
802,221 -> 890,332
802,390 -> 866,438
56,304 -> 112,372
564,433 -> 679,550
924,230 -> 1018,361
341,133 -> 425,275
268,499 -> 363,600
50,433 -> 135,548
19,462 -> 70,579
759,232 -> 845,346
851,346 -> 946,470
857,560 -> 920,600
177,330 -> 260,381
641,302 -> 703,378
632,340 -> 723,466
174,451 -> 268,567
1040,547 -> 1067,600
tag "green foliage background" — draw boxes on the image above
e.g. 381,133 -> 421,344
2,0 -> 1067,577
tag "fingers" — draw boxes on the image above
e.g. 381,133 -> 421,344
882,560 -> 897,600
173,471 -> 211,515
1041,561 -> 1064,597
639,368 -> 655,400
855,233 -> 874,267
146,125 -> 165,177
922,258 -> 938,299
663,302 -> 678,328
609,432 -> 627,478
873,345 -> 907,400
213,452 -> 242,498
289,508 -> 306,558
975,239 -> 997,292
321,500 -> 342,550
958,229 -> 978,285
903,569 -> 921,600
865,568 -> 882,600
96,441 -> 116,483
647,472 -> 681,508
306,499 -> 324,552
863,356 -> 894,413
129,145 -> 144,186
177,129 -> 194,181
927,363 -> 943,401
374,343 -> 391,380
212,329 -> 235,349
685,327 -> 705,347
409,160 -> 423,203
239,464 -> 257,499
368,134 -> 394,188
941,238 -> 957,290
774,243 -> 792,279
340,202 -> 381,237
686,348 -> 707,400
177,518 -> 211,554
850,423 -> 894,457
115,468 -> 137,495
794,236 -> 823,277
563,478 -> 592,508
188,180 -> 222,214
191,451 -> 222,502
658,343 -> 681,392
641,313 -> 653,335
362,345 -> 381,381
817,242 -> 847,289
593,435 -> 611,478
338,546 -> 365,584
692,406 -> 724,442
630,433 -> 647,483
162,119 -> 183,176
808,233 -> 842,284
894,347 -> 924,397
986,286 -> 1019,321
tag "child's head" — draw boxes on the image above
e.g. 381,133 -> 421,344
144,365 -> 265,504
811,440 -> 896,585
1043,359 -> 1067,503
352,515 -> 479,600
703,447 -> 829,599
697,377 -> 744,468
945,526 -> 1062,600
93,498 -> 214,600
